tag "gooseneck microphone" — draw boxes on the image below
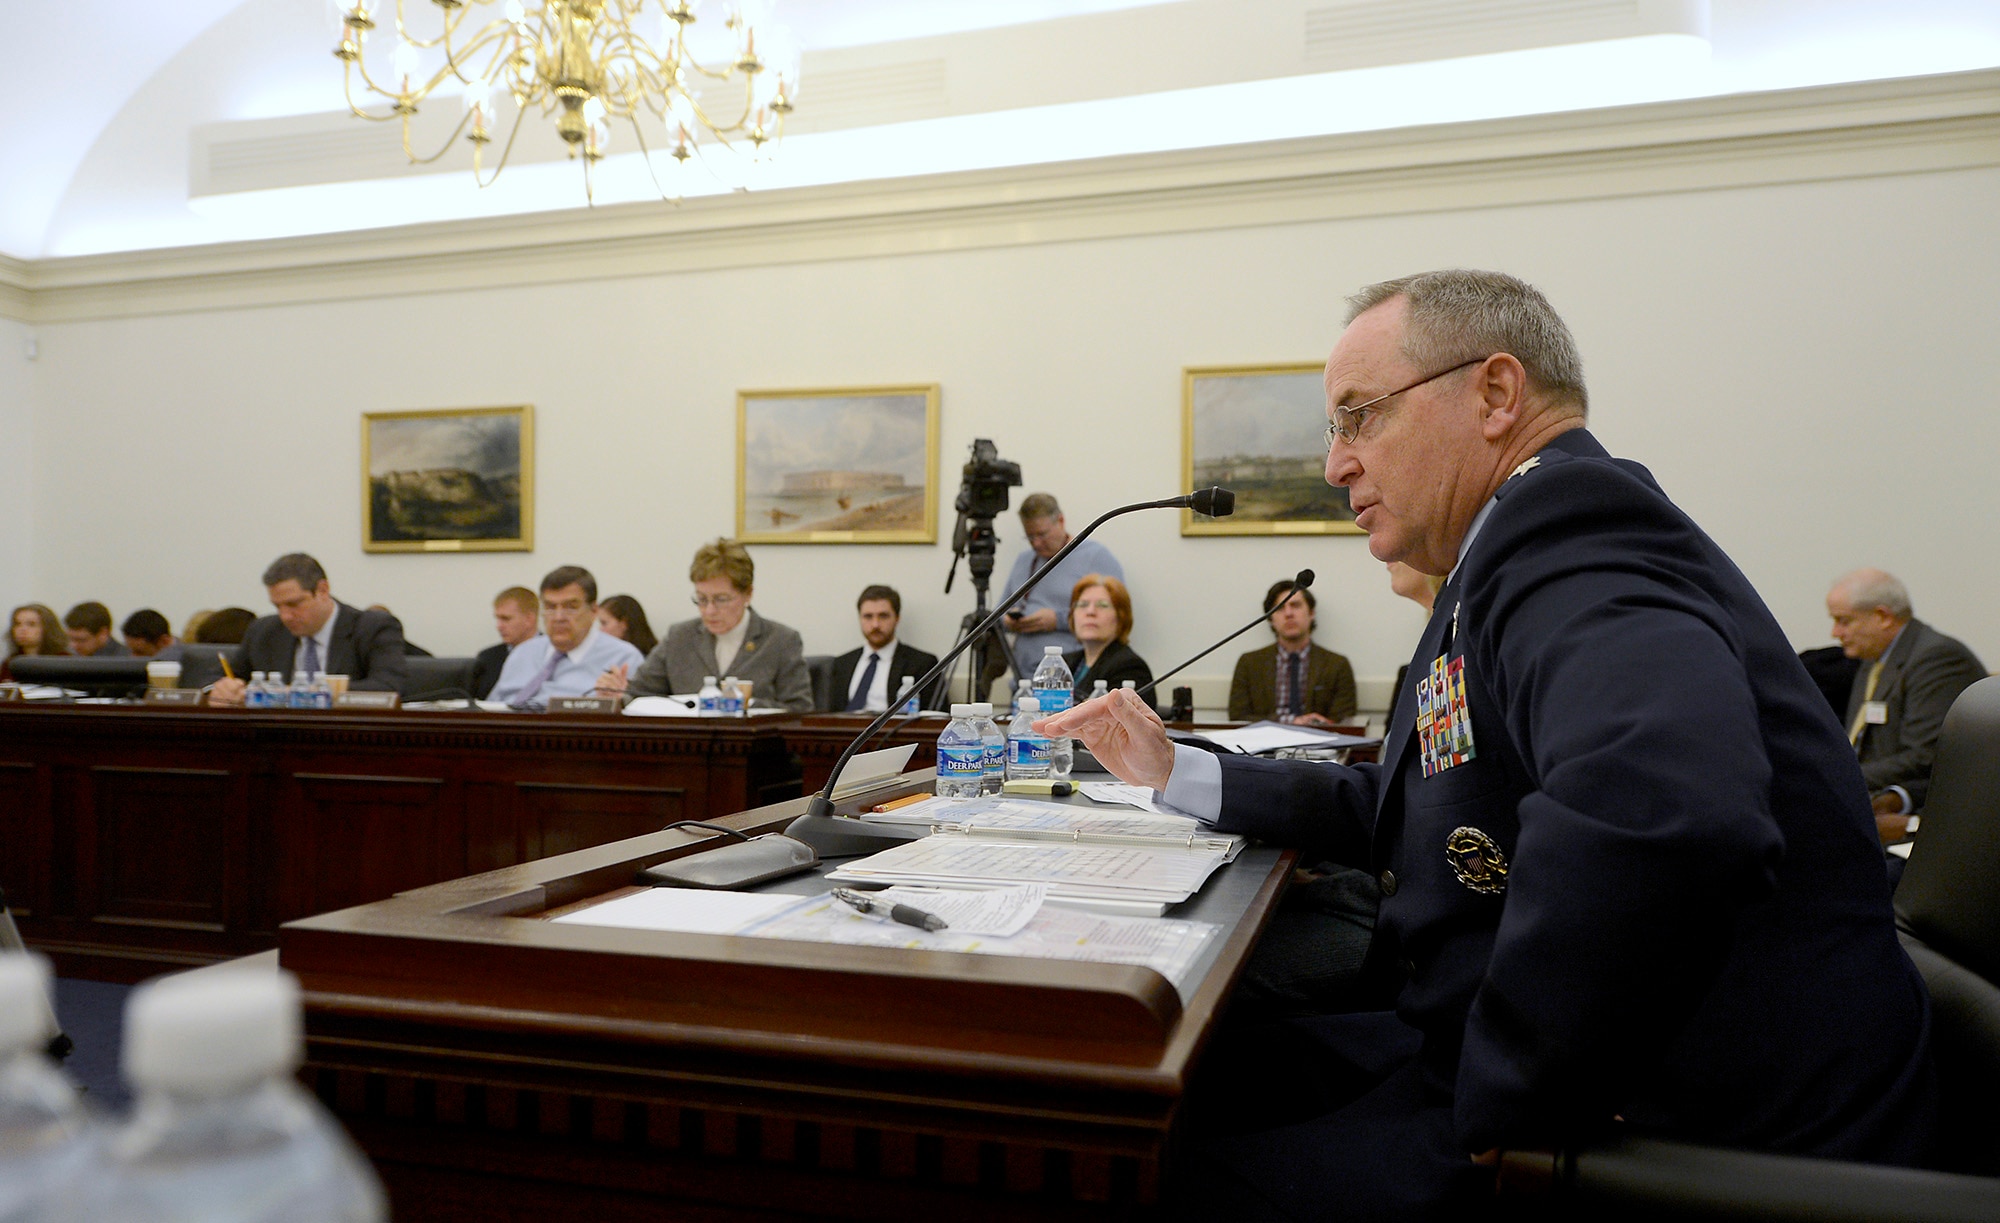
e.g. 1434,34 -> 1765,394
1134,569 -> 1314,702
785,487 -> 1235,857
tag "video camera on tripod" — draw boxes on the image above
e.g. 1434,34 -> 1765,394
944,439 -> 1023,703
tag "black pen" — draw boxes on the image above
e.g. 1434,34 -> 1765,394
830,887 -> 948,932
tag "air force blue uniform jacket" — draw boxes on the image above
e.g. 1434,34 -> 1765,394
1211,429 -> 1932,1172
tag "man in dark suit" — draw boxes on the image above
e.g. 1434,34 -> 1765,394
826,585 -> 940,712
1827,568 -> 1987,837
473,586 -> 540,700
1043,270 -> 1932,1220
209,553 -> 408,704
1228,579 -> 1358,726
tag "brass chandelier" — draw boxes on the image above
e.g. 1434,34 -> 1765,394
333,0 -> 800,198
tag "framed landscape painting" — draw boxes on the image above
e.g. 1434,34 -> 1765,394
1181,364 -> 1358,536
362,405 -> 534,552
737,385 -> 939,544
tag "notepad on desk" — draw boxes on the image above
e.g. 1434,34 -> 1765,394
826,827 -> 1236,915
1186,720 -> 1378,755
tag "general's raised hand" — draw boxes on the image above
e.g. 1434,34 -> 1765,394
1034,687 -> 1176,791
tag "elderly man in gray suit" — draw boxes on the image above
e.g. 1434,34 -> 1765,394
596,537 -> 815,713
1827,568 -> 1987,841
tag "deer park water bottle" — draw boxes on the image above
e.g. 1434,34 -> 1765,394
973,703 -> 1005,795
76,970 -> 386,1223
0,954 -> 97,1223
1091,679 -> 1109,701
1006,697 -> 1051,780
721,676 -> 744,716
698,675 -> 722,716
935,705 -> 985,799
897,676 -> 919,715
1032,647 -> 1075,779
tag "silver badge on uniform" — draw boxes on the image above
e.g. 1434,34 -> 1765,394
1446,826 -> 1508,895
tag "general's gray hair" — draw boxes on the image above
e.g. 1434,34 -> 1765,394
1346,269 -> 1588,416
1833,569 -> 1912,620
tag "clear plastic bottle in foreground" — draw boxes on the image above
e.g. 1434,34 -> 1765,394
698,675 -> 722,716
1006,697 -> 1052,780
935,704 -> 985,799
721,675 -> 744,716
73,969 -> 386,1223
972,702 -> 1005,795
1031,647 -> 1075,779
0,954 -> 96,1223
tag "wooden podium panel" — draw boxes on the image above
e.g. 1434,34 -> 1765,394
0,705 -> 804,979
278,785 -> 1293,1220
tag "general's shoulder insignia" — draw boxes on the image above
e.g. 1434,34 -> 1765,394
1509,456 -> 1542,480
1446,826 -> 1508,895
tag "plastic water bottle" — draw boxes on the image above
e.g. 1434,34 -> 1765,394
1032,648 -> 1075,780
288,670 -> 314,709
897,676 -> 919,715
1007,697 -> 1051,780
1091,679 -> 1109,701
973,702 -> 1005,795
721,676 -> 744,716
0,954 -> 96,1223
77,970 -> 386,1223
311,672 -> 334,711
935,705 -> 985,799
1010,678 -> 1031,719
698,675 -> 722,716
244,673 -> 267,709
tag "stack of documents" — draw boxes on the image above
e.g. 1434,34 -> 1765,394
1179,720 -> 1378,755
551,884 -> 1220,991
828,829 -> 1237,915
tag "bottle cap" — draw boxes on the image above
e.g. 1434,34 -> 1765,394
125,969 -> 304,1096
703,676 -> 716,684
1122,680 -> 1137,688
1044,646 -> 1062,655
972,703 -> 993,716
0,953 -> 55,1055
1017,697 -> 1041,714
949,704 -> 971,718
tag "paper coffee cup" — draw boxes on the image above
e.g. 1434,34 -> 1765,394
326,674 -> 351,698
146,661 -> 182,689
734,679 -> 753,711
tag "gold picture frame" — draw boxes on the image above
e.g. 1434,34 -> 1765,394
1182,364 -> 1359,536
736,385 -> 940,544
362,405 -> 534,553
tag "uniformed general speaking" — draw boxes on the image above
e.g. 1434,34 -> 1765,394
1039,268 -> 1932,1220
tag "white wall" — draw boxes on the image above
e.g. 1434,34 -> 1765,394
0,317 -> 33,618
24,162 -> 2000,700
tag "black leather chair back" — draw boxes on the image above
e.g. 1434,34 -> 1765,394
805,654 -> 837,712
404,656 -> 477,701
175,644 -> 236,691
1897,677 -> 2000,983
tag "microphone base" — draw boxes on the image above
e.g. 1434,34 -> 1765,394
781,811 -> 930,859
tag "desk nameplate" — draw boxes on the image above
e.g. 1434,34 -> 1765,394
549,696 -> 618,715
335,691 -> 400,710
142,688 -> 203,706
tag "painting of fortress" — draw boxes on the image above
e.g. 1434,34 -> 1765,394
738,387 -> 938,544
364,406 -> 533,552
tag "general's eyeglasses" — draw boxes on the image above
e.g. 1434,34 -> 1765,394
1324,356 -> 1491,448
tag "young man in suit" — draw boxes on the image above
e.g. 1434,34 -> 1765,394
1827,568 -> 1987,837
597,538 -> 815,713
826,585 -> 940,713
209,553 -> 409,703
473,586 -> 540,700
1227,580 -> 1358,727
1043,270 -> 1933,1219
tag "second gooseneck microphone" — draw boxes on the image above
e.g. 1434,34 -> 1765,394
1134,569 -> 1315,702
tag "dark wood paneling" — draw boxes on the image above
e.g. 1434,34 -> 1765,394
515,782 -> 685,862
284,773 -> 454,919
0,761 -> 44,917
89,766 -> 232,929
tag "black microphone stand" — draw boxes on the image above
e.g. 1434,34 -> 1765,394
1133,570 -> 1315,702
785,487 -> 1234,857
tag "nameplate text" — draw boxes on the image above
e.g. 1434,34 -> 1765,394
335,691 -> 401,710
143,688 -> 204,706
549,696 -> 619,715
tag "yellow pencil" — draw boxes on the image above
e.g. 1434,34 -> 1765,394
219,655 -> 235,681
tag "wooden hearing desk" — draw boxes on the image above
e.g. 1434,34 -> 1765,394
279,778 -> 1295,1221
0,703 -> 804,980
